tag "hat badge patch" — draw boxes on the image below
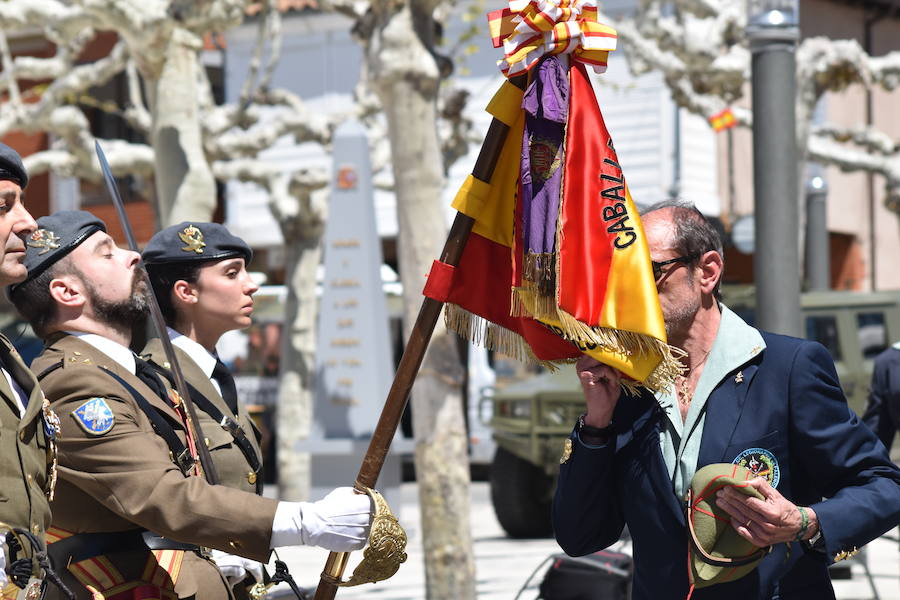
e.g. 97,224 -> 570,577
179,224 -> 206,254
73,397 -> 115,435
732,447 -> 780,488
27,229 -> 61,255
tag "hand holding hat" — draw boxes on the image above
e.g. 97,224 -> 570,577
686,464 -> 771,589
715,476 -> 819,547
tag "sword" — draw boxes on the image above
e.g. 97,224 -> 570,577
94,140 -> 220,485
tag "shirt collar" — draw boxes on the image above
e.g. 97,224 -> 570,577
656,303 -> 765,412
167,327 -> 217,379
69,332 -> 136,374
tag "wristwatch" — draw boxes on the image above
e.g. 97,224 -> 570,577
804,527 -> 825,552
577,413 -> 615,439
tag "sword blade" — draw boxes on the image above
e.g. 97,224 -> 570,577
94,140 -> 220,485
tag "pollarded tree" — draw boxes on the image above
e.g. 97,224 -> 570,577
0,0 -> 336,501
319,0 -> 479,598
612,0 -> 900,206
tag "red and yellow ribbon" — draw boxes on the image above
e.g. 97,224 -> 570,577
487,0 -> 617,77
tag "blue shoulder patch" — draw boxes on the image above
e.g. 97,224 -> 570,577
72,397 -> 115,436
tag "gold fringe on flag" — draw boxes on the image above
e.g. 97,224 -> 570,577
512,284 -> 684,394
446,301 -> 684,395
444,303 -> 558,371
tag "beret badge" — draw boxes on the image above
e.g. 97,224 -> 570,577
178,224 -> 206,254
27,229 -> 61,255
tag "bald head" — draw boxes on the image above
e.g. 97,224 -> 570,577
642,201 -> 724,298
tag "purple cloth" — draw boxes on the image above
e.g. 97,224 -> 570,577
520,56 -> 569,265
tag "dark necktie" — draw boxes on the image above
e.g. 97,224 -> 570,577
211,359 -> 238,415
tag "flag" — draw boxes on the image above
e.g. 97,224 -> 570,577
709,108 -> 737,132
423,1 -> 680,391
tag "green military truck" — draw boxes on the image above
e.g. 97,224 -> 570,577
485,289 -> 900,538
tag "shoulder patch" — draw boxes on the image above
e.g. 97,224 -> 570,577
72,397 -> 115,436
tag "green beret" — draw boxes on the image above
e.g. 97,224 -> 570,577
0,143 -> 28,189
686,463 -> 771,589
142,222 -> 251,267
8,210 -> 106,296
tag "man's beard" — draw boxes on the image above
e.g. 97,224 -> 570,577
663,278 -> 701,340
86,273 -> 150,330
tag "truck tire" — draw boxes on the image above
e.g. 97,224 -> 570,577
490,446 -> 554,538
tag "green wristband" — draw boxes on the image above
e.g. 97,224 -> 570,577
794,506 -> 809,542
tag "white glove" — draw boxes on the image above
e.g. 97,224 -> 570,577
0,547 -> 7,588
210,549 -> 264,586
271,487 -> 373,552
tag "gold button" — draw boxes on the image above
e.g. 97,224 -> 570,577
247,472 -> 257,485
32,523 -> 40,535
163,362 -> 171,369
204,437 -> 210,448
26,474 -> 33,482
228,540 -> 242,551
20,431 -> 26,441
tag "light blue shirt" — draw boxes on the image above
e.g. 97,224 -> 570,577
657,305 -> 766,500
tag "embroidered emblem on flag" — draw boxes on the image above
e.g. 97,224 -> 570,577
732,447 -> 780,488
73,397 -> 115,435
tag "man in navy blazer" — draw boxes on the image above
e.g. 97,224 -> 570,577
553,201 -> 900,600
862,344 -> 900,451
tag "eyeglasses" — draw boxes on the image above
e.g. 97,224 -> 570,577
652,254 -> 698,281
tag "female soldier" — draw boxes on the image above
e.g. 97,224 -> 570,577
141,222 -> 272,597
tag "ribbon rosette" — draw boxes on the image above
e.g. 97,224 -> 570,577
487,0 -> 617,77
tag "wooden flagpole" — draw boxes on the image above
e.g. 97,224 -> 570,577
313,74 -> 526,600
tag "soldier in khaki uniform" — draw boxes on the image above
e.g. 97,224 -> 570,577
0,143 -> 60,600
140,222 -> 269,595
8,211 -> 373,600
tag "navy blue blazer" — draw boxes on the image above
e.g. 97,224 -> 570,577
862,346 -> 900,451
553,332 -> 900,600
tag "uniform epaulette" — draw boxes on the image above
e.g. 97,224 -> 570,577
36,359 -> 64,381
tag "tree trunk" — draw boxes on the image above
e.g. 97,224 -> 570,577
366,3 -> 476,598
275,191 -> 326,501
147,27 -> 217,226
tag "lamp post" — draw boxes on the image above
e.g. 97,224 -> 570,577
748,0 -> 801,336
805,167 -> 830,291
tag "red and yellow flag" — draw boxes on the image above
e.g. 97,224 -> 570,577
423,2 -> 680,391
709,108 -> 737,132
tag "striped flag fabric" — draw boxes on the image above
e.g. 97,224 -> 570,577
425,12 -> 680,390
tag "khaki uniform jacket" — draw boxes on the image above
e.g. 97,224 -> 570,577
33,334 -> 278,600
0,334 -> 52,589
143,340 -> 263,495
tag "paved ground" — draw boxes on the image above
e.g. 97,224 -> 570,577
268,482 -> 899,600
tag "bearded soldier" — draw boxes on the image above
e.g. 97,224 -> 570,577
8,211 -> 373,600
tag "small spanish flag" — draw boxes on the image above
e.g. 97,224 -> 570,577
709,108 -> 737,132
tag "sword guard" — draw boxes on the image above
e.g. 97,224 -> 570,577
332,487 -> 408,587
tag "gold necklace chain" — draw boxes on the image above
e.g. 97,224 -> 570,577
676,348 -> 712,406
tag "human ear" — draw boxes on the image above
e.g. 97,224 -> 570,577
172,280 -> 198,305
48,275 -> 85,308
698,250 -> 723,295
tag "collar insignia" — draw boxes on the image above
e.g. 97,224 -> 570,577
179,224 -> 206,254
27,229 -> 61,255
734,371 -> 744,384
73,397 -> 115,436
